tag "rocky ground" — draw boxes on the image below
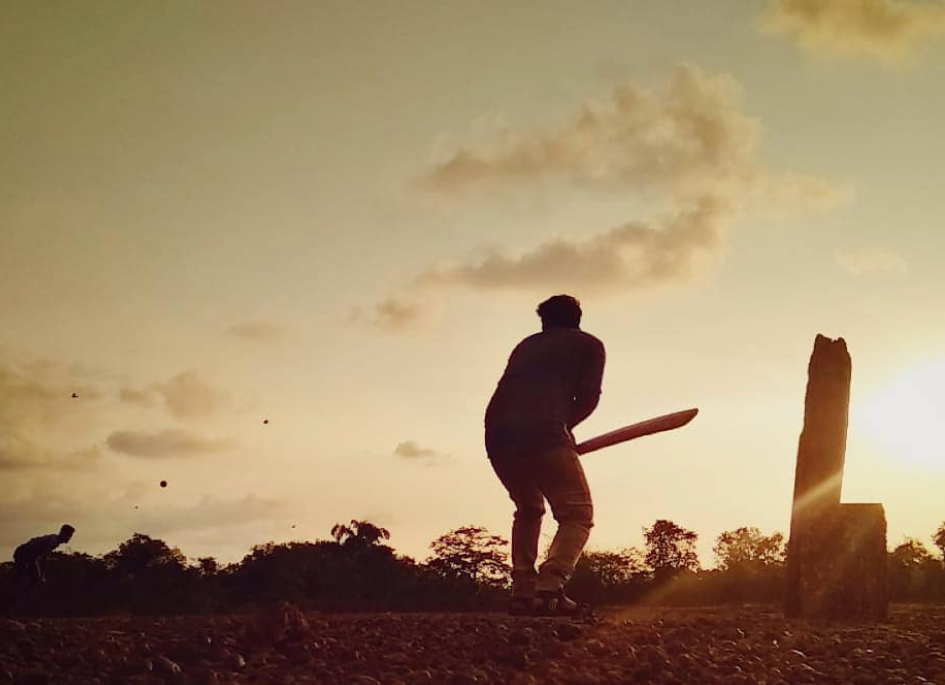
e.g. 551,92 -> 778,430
2,604 -> 945,685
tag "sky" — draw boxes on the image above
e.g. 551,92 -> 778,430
2,0 -> 945,567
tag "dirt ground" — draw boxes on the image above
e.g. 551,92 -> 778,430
3,603 -> 945,684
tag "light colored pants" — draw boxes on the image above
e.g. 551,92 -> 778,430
490,444 -> 593,597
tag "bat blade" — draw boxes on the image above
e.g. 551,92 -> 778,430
575,408 -> 698,455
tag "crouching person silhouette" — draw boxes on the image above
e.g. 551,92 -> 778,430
13,524 -> 75,589
485,295 -> 605,616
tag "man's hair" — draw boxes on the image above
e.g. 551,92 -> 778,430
59,524 -> 75,537
536,295 -> 582,329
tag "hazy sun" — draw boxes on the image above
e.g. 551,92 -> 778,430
853,360 -> 945,469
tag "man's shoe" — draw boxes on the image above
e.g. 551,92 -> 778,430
532,590 -> 590,617
508,595 -> 535,616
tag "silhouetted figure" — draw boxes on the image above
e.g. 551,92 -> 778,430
485,295 -> 605,616
13,524 -> 75,587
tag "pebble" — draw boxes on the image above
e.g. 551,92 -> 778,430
508,628 -> 533,646
554,624 -> 582,641
3,606 -> 945,684
350,677 -> 381,685
154,656 -> 182,675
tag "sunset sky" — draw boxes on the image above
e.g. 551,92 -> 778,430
3,0 -> 945,567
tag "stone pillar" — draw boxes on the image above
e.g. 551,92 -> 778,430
785,335 -> 888,619
791,334 -> 851,517
796,504 -> 888,619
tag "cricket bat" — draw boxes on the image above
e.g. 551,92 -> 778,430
575,408 -> 698,455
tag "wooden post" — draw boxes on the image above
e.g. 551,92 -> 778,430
785,335 -> 887,619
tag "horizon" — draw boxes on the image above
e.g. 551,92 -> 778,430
3,1 -> 945,568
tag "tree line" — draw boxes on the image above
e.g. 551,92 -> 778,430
2,519 -> 944,616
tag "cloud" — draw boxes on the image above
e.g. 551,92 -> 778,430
0,485 -> 283,560
761,0 -> 945,64
156,371 -> 225,421
419,64 -> 847,215
0,440 -> 102,471
391,65 -> 849,300
394,440 -> 442,459
120,370 -> 227,420
0,489 -> 82,547
374,298 -> 421,330
106,429 -> 234,459
119,386 -> 156,407
0,358 -> 104,471
349,298 -> 422,331
419,197 -> 727,292
137,494 -> 285,537
225,321 -> 286,342
836,247 -> 908,274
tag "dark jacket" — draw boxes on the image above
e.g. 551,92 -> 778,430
14,534 -> 60,563
485,327 -> 605,459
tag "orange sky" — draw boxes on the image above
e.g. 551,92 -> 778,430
2,1 -> 945,565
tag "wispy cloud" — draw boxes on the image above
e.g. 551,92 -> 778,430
139,494 -> 284,536
836,246 -> 908,275
0,486 -> 283,557
119,387 -> 155,407
0,358 -> 104,471
0,442 -> 102,471
394,440 -> 442,459
395,65 -> 848,300
375,298 -> 421,330
224,321 -> 286,342
349,297 -> 422,331
419,197 -> 727,292
157,371 -> 225,421
106,429 -> 234,459
419,64 -> 846,215
762,0 -> 945,64
121,371 -> 227,421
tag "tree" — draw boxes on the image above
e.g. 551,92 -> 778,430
426,525 -> 509,586
569,548 -> 647,604
644,519 -> 699,583
933,523 -> 945,562
101,534 -> 191,614
331,520 -> 391,547
713,527 -> 785,570
195,557 -> 219,577
888,538 -> 940,601
890,538 -> 934,567
577,549 -> 646,587
104,533 -> 186,575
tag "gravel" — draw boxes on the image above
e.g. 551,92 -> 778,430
3,603 -> 945,684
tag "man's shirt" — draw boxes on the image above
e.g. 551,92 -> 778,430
485,327 -> 605,459
14,534 -> 61,562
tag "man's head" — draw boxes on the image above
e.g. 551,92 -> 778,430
58,524 -> 75,543
537,294 -> 582,330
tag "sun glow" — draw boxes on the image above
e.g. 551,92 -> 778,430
853,360 -> 945,469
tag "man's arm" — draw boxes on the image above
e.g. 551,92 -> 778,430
569,340 -> 606,431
